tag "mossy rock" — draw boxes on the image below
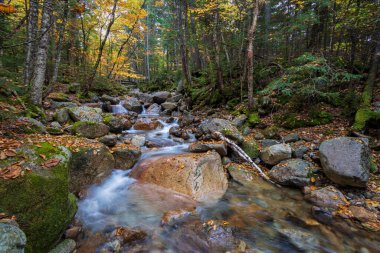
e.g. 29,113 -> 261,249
247,112 -> 260,126
47,92 -> 70,102
262,126 -> 281,139
16,117 -> 47,134
0,143 -> 77,253
242,140 -> 259,159
71,121 -> 109,139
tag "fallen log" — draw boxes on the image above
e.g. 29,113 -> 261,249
214,131 -> 279,187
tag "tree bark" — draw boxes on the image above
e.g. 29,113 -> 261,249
30,0 -> 53,105
52,0 -> 69,84
23,0 -> 39,85
247,0 -> 261,110
86,0 -> 118,94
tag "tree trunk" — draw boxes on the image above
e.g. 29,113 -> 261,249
52,0 -> 69,84
23,0 -> 39,85
247,0 -> 260,110
30,0 -> 53,105
177,0 -> 192,86
86,0 -> 118,94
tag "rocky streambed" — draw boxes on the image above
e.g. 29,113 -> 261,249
1,90 -> 379,253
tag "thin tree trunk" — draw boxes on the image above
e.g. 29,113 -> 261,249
23,0 -> 39,85
86,0 -> 118,93
247,0 -> 260,110
52,0 -> 69,84
30,0 -> 53,105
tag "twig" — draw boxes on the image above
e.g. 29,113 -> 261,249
214,131 -> 280,187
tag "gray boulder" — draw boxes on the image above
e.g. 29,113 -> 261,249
113,149 -> 142,169
283,133 -> 300,143
153,91 -> 170,104
123,97 -> 142,113
100,94 -> 120,105
319,137 -> 370,187
146,103 -> 161,114
48,239 -> 76,253
17,117 -> 46,134
104,115 -> 132,134
131,135 -> 146,147
99,134 -> 118,147
72,121 -> 109,139
0,223 -> 26,253
269,159 -> 314,187
293,145 -> 309,158
304,186 -> 348,209
189,142 -> 227,156
232,115 -> 248,128
54,108 -> 70,124
68,106 -> 103,122
260,144 -> 292,165
199,118 -> 244,143
161,102 -> 178,111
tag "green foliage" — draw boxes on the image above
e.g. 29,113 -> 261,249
247,112 -> 260,126
275,107 -> 333,129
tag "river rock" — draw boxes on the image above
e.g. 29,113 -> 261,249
153,91 -> 170,104
17,117 -> 47,134
131,135 -> 146,147
99,134 -> 118,147
278,228 -> 319,253
262,126 -> 280,139
54,108 -> 71,124
260,139 -> 280,148
269,159 -> 314,187
146,103 -> 161,114
72,121 -> 109,139
232,115 -> 248,128
69,145 -> 115,193
133,118 -> 163,130
100,94 -> 120,105
348,206 -> 378,222
113,149 -> 141,169
167,94 -> 183,103
319,137 -> 370,187
48,239 -> 76,253
227,165 -> 254,186
283,133 -> 300,143
0,144 -> 76,252
304,186 -> 348,209
130,151 -> 228,202
260,144 -> 292,165
47,92 -> 70,102
242,140 -> 259,159
123,97 -> 142,113
0,223 -> 27,253
199,118 -> 244,143
104,115 -> 132,133
188,142 -> 227,156
68,106 -> 103,122
51,101 -> 78,109
293,145 -> 309,158
161,102 -> 178,111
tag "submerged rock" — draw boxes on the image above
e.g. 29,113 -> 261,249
278,228 -> 320,253
319,137 -> 370,187
0,223 -> 27,253
260,144 -> 292,165
269,159 -> 314,188
130,151 -> 228,202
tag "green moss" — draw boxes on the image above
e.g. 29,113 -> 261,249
369,156 -> 378,173
247,113 -> 260,126
103,114 -> 114,124
0,143 -> 76,253
352,109 -> 380,131
71,121 -> 98,132
262,126 -> 280,139
48,92 -> 70,102
275,109 -> 333,130
227,98 -> 240,109
242,140 -> 259,158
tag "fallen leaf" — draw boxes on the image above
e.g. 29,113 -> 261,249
5,149 -> 16,157
0,165 -> 22,179
42,158 -> 61,169
39,154 -> 46,160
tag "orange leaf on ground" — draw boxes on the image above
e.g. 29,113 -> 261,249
0,165 -> 22,179
42,158 -> 61,169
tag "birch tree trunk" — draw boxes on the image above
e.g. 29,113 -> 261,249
52,0 -> 69,84
247,0 -> 261,110
30,0 -> 53,105
23,0 -> 39,85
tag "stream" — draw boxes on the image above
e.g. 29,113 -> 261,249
74,101 -> 379,253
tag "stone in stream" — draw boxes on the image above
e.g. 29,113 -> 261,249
0,223 -> 27,253
304,186 -> 348,209
113,149 -> 142,169
69,145 -> 115,193
319,137 -> 370,187
278,228 -> 320,253
131,135 -> 146,147
0,144 -> 77,252
99,134 -> 118,147
260,144 -> 292,165
68,106 -> 103,122
146,103 -> 161,114
48,239 -> 76,253
152,91 -> 170,104
133,118 -> 163,130
167,94 -> 183,103
161,102 -> 178,111
123,97 -> 142,113
199,118 -> 244,143
188,141 -> 227,156
269,159 -> 314,188
104,114 -> 132,134
130,151 -> 228,202
100,94 -> 120,105
72,121 -> 109,139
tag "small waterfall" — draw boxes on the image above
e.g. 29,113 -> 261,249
112,101 -> 128,114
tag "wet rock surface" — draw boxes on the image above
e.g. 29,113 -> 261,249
269,159 -> 315,187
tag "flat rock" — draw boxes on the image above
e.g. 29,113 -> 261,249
304,186 -> 348,209
72,121 -> 109,139
130,151 -> 228,202
68,106 -> 103,122
319,137 -> 370,187
152,91 -> 170,104
188,142 -> 227,156
161,102 -> 178,111
133,118 -> 163,130
199,118 -> 244,143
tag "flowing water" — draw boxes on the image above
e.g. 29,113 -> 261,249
76,102 -> 380,253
